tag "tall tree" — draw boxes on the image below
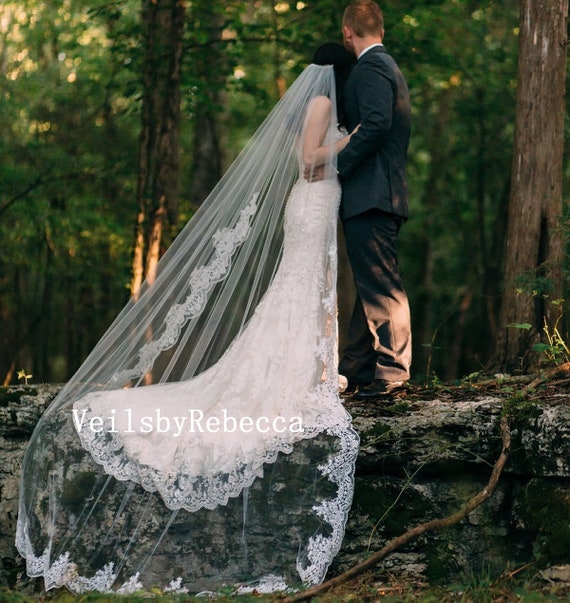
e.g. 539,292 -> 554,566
185,0 -> 228,208
493,0 -> 568,372
131,0 -> 186,295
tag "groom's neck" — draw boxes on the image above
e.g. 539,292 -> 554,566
352,35 -> 383,57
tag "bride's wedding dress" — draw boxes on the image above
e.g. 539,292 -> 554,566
73,171 -> 354,513
16,64 -> 359,594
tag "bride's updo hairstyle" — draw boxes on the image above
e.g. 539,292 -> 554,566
311,42 -> 355,129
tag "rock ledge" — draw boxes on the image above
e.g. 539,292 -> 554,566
2,383 -> 570,588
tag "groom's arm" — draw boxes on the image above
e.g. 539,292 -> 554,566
337,59 -> 394,178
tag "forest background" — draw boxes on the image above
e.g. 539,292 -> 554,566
0,0 -> 568,387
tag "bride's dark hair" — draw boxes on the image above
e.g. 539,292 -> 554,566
311,42 -> 355,128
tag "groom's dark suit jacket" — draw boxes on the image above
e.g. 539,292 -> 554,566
337,45 -> 411,220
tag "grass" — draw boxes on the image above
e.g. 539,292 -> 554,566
2,570 -> 570,603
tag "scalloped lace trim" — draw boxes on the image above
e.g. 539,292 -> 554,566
14,539 -> 189,594
110,194 -> 259,387
16,422 -> 359,594
73,383 -> 350,512
297,424 -> 359,585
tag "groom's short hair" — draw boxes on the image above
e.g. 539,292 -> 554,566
343,1 -> 384,38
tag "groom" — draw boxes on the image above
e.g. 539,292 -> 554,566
337,0 -> 412,400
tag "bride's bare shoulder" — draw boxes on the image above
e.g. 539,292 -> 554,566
305,95 -> 332,124
307,95 -> 332,112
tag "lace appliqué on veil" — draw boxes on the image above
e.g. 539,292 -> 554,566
110,194 -> 259,387
14,531 -> 151,594
73,382 -> 351,512
16,524 -> 192,593
298,424 -> 359,585
73,177 -> 349,514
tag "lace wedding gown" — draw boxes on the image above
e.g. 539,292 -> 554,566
16,128 -> 360,593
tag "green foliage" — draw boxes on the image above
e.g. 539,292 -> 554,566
0,0 -> 138,381
1,0 -> 565,384
396,1 -> 520,380
1,576 -> 570,602
533,316 -> 570,366
507,283 -> 569,369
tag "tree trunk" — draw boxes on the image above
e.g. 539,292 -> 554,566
187,1 -> 226,208
414,86 -> 452,381
493,0 -> 568,373
131,0 -> 185,295
189,113 -> 223,207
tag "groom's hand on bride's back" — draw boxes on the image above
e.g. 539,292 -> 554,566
304,164 -> 326,182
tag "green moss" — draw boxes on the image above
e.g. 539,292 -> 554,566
501,390 -> 541,429
388,401 -> 410,413
518,479 -> 570,562
353,477 -> 436,537
362,422 -> 393,446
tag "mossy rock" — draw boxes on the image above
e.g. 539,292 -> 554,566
515,478 -> 570,563
0,387 -> 37,407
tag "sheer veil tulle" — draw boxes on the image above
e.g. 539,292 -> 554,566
16,64 -> 359,594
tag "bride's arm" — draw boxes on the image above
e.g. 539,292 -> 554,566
301,96 -> 355,173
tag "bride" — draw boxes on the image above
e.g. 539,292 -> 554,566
16,43 -> 360,595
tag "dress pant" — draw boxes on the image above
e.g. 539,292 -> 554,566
339,209 -> 411,384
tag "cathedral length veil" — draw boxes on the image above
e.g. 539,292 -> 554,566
16,64 -> 359,594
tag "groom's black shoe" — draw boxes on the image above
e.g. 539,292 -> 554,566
352,379 -> 406,401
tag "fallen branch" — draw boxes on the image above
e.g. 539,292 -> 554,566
284,415 -> 511,603
525,361 -> 570,390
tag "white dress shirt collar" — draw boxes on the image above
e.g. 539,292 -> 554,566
358,43 -> 384,59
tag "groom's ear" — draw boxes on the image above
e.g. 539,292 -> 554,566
342,25 -> 353,49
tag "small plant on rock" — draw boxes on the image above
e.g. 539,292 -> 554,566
17,369 -> 32,385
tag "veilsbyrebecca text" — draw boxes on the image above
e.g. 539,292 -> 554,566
72,408 -> 303,437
